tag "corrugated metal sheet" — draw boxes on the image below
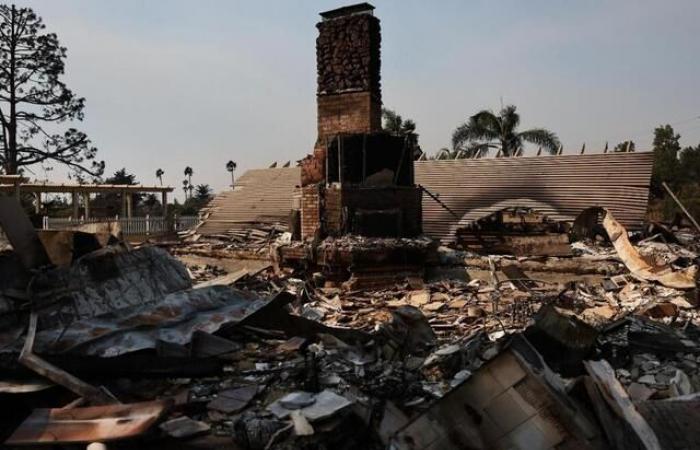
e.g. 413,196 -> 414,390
35,285 -> 275,357
197,153 -> 654,242
197,167 -> 301,235
415,152 -> 654,242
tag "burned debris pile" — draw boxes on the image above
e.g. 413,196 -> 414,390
2,2 -> 699,449
2,190 -> 700,449
456,207 -> 572,256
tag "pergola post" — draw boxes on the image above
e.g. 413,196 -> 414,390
125,193 -> 133,218
161,191 -> 168,217
83,192 -> 90,219
34,193 -> 41,215
72,192 -> 79,218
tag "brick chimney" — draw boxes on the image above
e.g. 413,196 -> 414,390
302,3 -> 382,186
298,4 -> 421,241
316,3 -> 382,142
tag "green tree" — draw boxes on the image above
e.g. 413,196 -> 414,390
0,5 -> 103,176
155,168 -> 164,185
193,183 -> 212,203
382,108 -> 416,135
650,124 -> 681,198
452,105 -> 560,158
93,168 -> 141,216
613,141 -> 635,152
183,166 -> 193,199
142,193 -> 162,215
678,144 -> 700,184
107,168 -> 137,185
382,107 -> 422,158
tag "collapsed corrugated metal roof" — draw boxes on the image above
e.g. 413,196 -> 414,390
416,152 -> 654,242
34,285 -> 274,357
0,244 -> 283,358
197,153 -> 653,243
196,167 -> 301,235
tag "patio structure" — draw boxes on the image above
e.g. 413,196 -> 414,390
0,178 -> 173,218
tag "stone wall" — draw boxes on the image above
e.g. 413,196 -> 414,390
316,13 -> 381,97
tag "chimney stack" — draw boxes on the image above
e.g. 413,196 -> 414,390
316,2 -> 382,141
302,3 -> 382,186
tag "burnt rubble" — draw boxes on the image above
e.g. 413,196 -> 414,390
1,2 -> 699,449
2,192 -> 700,449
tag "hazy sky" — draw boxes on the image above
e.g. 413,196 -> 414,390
12,0 -> 700,197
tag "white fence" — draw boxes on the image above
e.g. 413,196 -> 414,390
42,215 -> 200,236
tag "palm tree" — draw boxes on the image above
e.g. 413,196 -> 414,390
182,179 -> 189,200
613,141 -> 635,153
452,105 -> 560,158
184,166 -> 193,187
226,160 -> 236,190
155,168 -> 164,186
382,108 -> 416,135
194,184 -> 213,202
382,107 -> 422,158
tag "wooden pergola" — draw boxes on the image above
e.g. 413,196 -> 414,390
0,178 -> 174,218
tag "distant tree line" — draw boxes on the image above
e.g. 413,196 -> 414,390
647,125 -> 700,223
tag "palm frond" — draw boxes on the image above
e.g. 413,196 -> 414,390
518,128 -> 560,155
471,110 -> 502,135
465,142 -> 496,158
382,108 -> 403,134
435,148 -> 452,160
452,115 -> 500,150
500,105 -> 520,132
401,119 -> 416,134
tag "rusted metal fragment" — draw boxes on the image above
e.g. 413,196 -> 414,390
29,246 -> 192,331
5,400 -> 167,445
32,286 -> 278,357
602,209 -> 698,289
19,312 -> 117,405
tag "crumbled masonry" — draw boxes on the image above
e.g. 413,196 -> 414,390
2,193 -> 699,449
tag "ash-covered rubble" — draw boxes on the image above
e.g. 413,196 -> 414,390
1,194 -> 700,449
174,222 -> 288,259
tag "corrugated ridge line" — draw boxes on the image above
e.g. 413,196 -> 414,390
416,152 -> 653,243
199,153 -> 653,240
